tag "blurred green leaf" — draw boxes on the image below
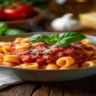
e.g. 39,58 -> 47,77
0,0 -> 47,8
4,28 -> 26,35
0,22 -> 8,35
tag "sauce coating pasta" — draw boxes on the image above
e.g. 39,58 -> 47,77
0,36 -> 96,70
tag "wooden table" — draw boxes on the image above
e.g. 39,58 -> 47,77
0,75 -> 96,96
0,29 -> 96,96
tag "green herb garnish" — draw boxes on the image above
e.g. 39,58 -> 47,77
29,32 -> 86,47
28,34 -> 49,44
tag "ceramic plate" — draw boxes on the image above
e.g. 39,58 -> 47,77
0,32 -> 96,82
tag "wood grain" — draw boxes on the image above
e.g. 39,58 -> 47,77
89,76 -> 96,96
0,82 -> 37,96
32,83 -> 52,96
63,79 -> 91,96
1,77 -> 96,96
49,82 -> 67,96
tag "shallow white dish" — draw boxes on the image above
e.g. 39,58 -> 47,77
0,32 -> 96,82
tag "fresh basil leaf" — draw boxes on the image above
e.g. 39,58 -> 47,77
49,33 -> 59,43
55,39 -> 68,47
63,32 -> 86,38
29,34 -> 49,43
50,33 -> 59,40
55,35 -> 86,47
29,32 -> 86,47
59,32 -> 86,41
59,33 -> 65,39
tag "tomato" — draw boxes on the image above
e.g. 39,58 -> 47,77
0,9 -> 4,21
21,55 -> 31,63
36,58 -> 45,67
3,2 -> 34,21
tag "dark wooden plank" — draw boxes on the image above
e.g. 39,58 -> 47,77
0,82 -> 37,96
63,79 -> 91,96
49,82 -> 67,96
0,76 -> 96,96
32,83 -> 52,96
89,76 -> 96,96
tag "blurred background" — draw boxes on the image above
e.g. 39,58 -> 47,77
0,0 -> 96,36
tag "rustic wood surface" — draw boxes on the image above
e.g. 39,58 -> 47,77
0,29 -> 96,96
0,76 -> 96,96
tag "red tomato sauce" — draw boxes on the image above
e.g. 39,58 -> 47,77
12,42 -> 94,67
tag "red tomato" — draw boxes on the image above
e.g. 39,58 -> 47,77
3,2 -> 34,21
0,9 -> 4,21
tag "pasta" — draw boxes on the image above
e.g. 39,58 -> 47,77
0,53 -> 5,63
2,46 -> 12,54
81,60 -> 96,67
21,63 -> 38,70
81,39 -> 90,44
0,35 -> 96,70
56,56 -> 75,67
2,62 -> 14,67
14,63 -> 38,70
3,55 -> 21,64
60,64 -> 78,70
45,64 -> 58,70
15,43 -> 30,50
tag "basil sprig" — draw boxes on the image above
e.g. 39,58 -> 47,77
29,32 -> 86,47
28,34 -> 49,44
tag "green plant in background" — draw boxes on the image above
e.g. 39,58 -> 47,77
0,22 -> 26,35
0,22 -> 8,35
0,0 -> 47,8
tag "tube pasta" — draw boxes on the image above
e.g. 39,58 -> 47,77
14,38 -> 24,43
45,64 -> 58,70
14,64 -> 23,68
81,61 -> 96,67
0,53 -> 5,63
21,63 -> 38,70
15,43 -> 30,50
2,62 -> 14,67
4,55 -> 21,64
0,42 -> 8,47
56,56 -> 75,67
60,64 -> 78,70
84,50 -> 94,56
0,48 -> 3,53
21,38 -> 29,42
81,39 -> 90,44
2,46 -> 12,54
